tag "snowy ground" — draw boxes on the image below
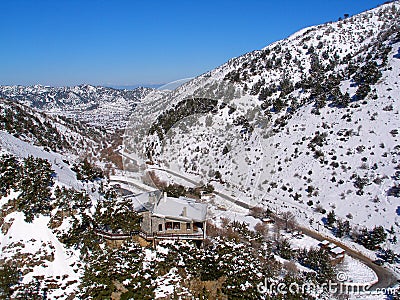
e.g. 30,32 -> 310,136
0,212 -> 81,298
336,256 -> 378,286
0,131 -> 79,190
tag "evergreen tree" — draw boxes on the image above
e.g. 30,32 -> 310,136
276,239 -> 294,259
72,158 -> 104,182
0,264 -> 19,298
17,156 -> 54,222
94,197 -> 141,234
335,219 -> 351,238
0,154 -> 21,196
358,226 -> 387,250
80,240 -> 154,299
326,210 -> 336,227
297,248 -> 335,283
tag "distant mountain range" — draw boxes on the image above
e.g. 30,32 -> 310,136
0,84 -> 153,128
1,2 -> 400,298
105,84 -> 165,90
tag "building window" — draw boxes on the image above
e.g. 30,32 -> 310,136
186,223 -> 191,230
173,222 -> 180,230
166,222 -> 172,230
158,224 -> 163,232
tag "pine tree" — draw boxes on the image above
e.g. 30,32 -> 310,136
0,264 -> 19,298
79,240 -> 153,299
0,154 -> 21,196
17,156 -> 54,222
298,248 -> 335,283
335,219 -> 350,238
277,239 -> 294,259
326,210 -> 336,227
371,226 -> 387,247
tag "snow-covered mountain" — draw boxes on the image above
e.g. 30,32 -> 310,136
125,1 -> 400,246
0,101 -> 124,298
1,1 -> 400,298
0,84 -> 153,128
0,99 -> 116,159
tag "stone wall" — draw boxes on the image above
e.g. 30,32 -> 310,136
140,211 -> 152,233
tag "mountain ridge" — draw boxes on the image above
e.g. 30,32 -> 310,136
124,0 -> 400,252
1,2 -> 400,298
0,84 -> 153,128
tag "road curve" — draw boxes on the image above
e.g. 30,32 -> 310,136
123,163 -> 399,290
298,226 -> 397,290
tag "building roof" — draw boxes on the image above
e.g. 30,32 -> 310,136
330,247 -> 345,255
130,190 -> 162,212
328,243 -> 337,249
153,195 -> 207,222
320,240 -> 330,246
129,191 -> 207,222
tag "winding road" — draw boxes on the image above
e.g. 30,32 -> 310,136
297,225 -> 397,289
113,160 -> 398,291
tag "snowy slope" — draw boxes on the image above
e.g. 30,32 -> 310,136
0,131 -> 109,298
123,1 -> 400,253
1,2 -> 400,297
0,212 -> 81,298
0,131 -> 80,189
0,98 -> 124,169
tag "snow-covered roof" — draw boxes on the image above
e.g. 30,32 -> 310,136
328,243 -> 337,249
330,247 -> 345,255
320,240 -> 330,246
130,190 -> 162,212
153,195 -> 207,222
129,191 -> 207,222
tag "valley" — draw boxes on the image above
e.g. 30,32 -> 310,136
1,1 -> 400,299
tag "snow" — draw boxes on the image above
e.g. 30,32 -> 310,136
0,190 -> 20,207
0,131 -> 80,190
215,211 -> 261,230
131,34 -> 400,259
0,2 -> 398,297
153,195 -> 207,222
336,255 -> 378,286
0,212 -> 81,298
153,267 -> 188,299
331,247 -> 345,255
0,85 -> 153,129
110,174 -> 157,192
283,232 -> 321,250
321,240 -> 330,246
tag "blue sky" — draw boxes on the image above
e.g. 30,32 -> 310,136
0,0 -> 388,87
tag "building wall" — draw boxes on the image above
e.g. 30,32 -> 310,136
150,216 -> 166,234
151,216 -> 203,235
140,211 -> 152,234
141,211 -> 206,237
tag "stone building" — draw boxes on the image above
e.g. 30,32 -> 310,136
130,190 -> 207,242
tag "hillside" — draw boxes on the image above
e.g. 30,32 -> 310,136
124,1 -> 400,252
0,98 -> 125,171
1,1 -> 400,299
